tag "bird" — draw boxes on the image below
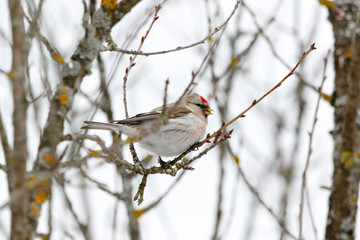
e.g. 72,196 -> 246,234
81,93 -> 212,157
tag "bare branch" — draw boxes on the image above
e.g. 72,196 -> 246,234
79,167 -> 126,200
122,5 -> 161,171
122,4 -> 161,118
133,170 -> 188,217
164,43 -> 317,168
26,2 -> 143,236
0,110 -> 11,170
299,50 -> 329,239
7,0 -> 31,238
199,44 -> 317,149
226,143 -> 297,240
177,0 -> 241,101
161,78 -> 169,119
133,174 -> 148,205
102,1 -> 240,56
57,175 -> 91,240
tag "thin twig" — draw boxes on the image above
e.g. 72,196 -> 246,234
306,187 -> 319,240
181,134 -> 231,168
175,0 -> 241,104
133,173 -> 148,205
89,0 -> 96,20
134,170 -> 187,215
211,149 -> 225,240
0,68 -> 9,77
81,0 -> 89,30
79,167 -> 126,200
298,49 -> 329,240
97,54 -> 113,118
166,43 -> 317,168
122,5 -> 161,170
48,185 -> 53,239
122,4 -> 161,118
102,1 -> 240,56
36,31 -> 64,64
161,78 -> 170,119
0,164 -> 6,172
63,134 -> 141,174
57,175 -> 90,240
0,110 -> 11,168
241,1 -> 322,96
199,44 -> 317,150
226,143 -> 297,240
79,44 -> 316,178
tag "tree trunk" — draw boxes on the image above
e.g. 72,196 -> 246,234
326,1 -> 360,239
8,0 -> 31,239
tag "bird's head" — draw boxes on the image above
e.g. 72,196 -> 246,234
185,93 -> 213,118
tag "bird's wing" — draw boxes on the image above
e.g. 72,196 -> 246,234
110,105 -> 191,125
110,112 -> 161,125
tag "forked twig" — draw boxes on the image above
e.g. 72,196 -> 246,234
123,5 -> 161,118
122,5 -> 161,170
102,1 -> 240,56
198,44 -> 317,151
163,43 -> 317,169
226,143 -> 297,240
176,0 -> 241,103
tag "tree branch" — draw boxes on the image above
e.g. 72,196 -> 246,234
299,50 -> 329,240
326,2 -> 360,239
30,0 -> 142,234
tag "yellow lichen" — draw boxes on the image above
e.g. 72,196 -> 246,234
34,192 -> 48,204
30,203 -> 40,217
44,154 -> 52,163
37,234 -> 50,240
101,0 -> 117,9
232,154 -> 240,166
58,87 -> 68,105
125,136 -> 140,144
318,0 -> 335,7
58,94 -> 67,105
39,178 -> 49,187
321,93 -> 331,103
229,57 -> 239,68
52,52 -> 64,64
8,71 -> 14,79
133,209 -> 146,219
25,176 -> 36,190
346,50 -> 353,58
341,151 -> 355,167
90,150 -> 101,157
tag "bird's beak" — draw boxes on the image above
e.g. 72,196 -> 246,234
204,107 -> 214,116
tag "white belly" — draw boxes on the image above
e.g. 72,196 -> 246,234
138,113 -> 206,156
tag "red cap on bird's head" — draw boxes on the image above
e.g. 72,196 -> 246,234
200,96 -> 208,104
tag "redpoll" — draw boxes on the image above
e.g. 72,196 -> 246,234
81,93 -> 212,157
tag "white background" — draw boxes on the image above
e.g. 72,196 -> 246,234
0,0 -> 344,239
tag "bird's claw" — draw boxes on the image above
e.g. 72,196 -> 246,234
158,157 -> 168,168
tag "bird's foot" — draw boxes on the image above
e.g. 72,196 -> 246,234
192,142 -> 201,151
158,157 -> 168,169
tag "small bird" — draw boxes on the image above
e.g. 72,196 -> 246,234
81,93 -> 212,157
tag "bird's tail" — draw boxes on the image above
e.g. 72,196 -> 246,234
81,121 -> 120,132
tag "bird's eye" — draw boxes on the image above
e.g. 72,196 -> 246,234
196,103 -> 204,108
